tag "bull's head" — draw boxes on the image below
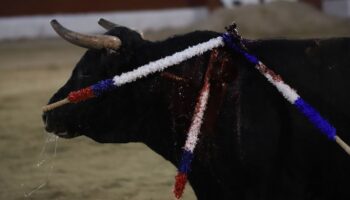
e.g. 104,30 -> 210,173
43,19 -> 165,143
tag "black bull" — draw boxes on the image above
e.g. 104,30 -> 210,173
43,25 -> 350,199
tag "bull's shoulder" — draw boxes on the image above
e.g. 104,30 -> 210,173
136,31 -> 221,64
165,30 -> 221,42
154,30 -> 221,50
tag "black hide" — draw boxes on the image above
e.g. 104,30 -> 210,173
43,26 -> 350,200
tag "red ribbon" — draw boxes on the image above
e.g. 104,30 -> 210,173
174,173 -> 188,199
68,87 -> 95,103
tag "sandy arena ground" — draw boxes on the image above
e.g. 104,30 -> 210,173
1,2 -> 350,200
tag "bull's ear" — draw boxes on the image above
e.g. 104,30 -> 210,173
51,19 -> 122,50
138,31 -> 145,39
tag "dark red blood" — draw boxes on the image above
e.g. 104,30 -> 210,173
257,63 -> 282,82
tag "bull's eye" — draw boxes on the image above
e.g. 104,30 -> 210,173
79,74 -> 91,79
79,71 -> 90,77
77,70 -> 92,79
107,49 -> 118,55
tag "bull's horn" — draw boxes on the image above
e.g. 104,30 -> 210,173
98,18 -> 145,39
98,18 -> 120,30
50,19 -> 121,50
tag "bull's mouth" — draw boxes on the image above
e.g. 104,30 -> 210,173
54,131 -> 77,139
43,113 -> 81,139
45,124 -> 79,139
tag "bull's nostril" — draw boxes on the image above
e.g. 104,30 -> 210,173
42,113 -> 47,124
43,112 -> 54,133
45,125 -> 54,133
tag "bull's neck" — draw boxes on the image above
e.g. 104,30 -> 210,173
140,104 -> 180,166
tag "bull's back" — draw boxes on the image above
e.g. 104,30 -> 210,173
235,38 -> 350,199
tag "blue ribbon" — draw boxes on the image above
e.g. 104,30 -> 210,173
178,150 -> 194,174
294,98 -> 336,140
91,79 -> 116,97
